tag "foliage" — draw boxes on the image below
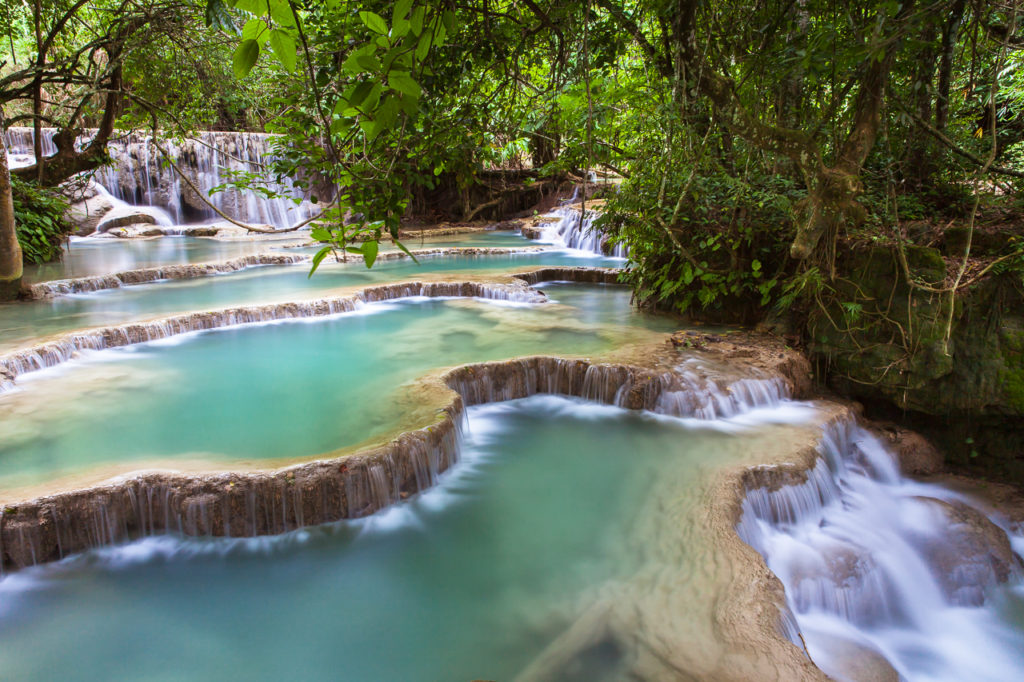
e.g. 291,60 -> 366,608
10,178 -> 71,264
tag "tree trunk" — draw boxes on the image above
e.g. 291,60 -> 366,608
0,139 -> 23,301
936,0 -> 968,132
904,22 -> 938,190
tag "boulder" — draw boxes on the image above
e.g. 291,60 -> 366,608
869,424 -> 944,476
107,225 -> 165,239
97,212 -> 158,232
181,226 -> 220,237
910,496 -> 1023,606
65,193 -> 116,235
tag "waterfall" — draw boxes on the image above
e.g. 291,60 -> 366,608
737,418 -> 1024,681
539,207 -> 627,258
3,127 -> 317,230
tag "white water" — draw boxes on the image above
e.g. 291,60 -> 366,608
3,128 -> 315,230
539,207 -> 627,258
738,419 -> 1024,682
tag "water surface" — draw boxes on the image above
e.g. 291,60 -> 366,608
1,247 -> 618,351
0,396 -> 790,681
0,284 -> 674,492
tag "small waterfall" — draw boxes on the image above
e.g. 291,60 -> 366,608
654,360 -> 790,419
3,127 -> 317,229
539,207 -> 627,258
738,418 -> 1024,681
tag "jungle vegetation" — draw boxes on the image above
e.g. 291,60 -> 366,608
0,0 -> 1021,317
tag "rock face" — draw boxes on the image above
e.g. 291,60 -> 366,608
809,244 -> 1024,483
910,497 -> 1024,606
869,423 -> 944,476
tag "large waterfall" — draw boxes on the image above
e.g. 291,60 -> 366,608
3,128 -> 317,230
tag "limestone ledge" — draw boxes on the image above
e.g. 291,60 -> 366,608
27,246 -> 549,299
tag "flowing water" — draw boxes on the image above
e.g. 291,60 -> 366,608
0,284 -> 674,494
538,207 -> 627,258
4,128 -> 316,229
739,421 -> 1024,682
0,395 -> 821,682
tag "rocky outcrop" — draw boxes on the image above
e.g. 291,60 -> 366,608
808,244 -> 1024,484
868,422 -> 945,476
512,266 -> 622,285
64,192 -> 115,236
27,253 -> 311,298
26,246 -> 549,299
98,212 -> 158,231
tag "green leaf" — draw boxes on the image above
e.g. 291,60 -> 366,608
409,6 -> 425,35
308,246 -> 331,278
269,29 -> 297,72
392,17 -> 410,38
388,71 -> 421,98
393,0 -> 413,22
751,259 -> 762,271
356,54 -> 381,71
310,226 -> 331,242
393,238 -> 419,263
360,11 -> 388,34
242,18 -> 268,41
415,31 -> 432,61
347,81 -> 374,108
361,239 -> 378,268
232,39 -> 260,79
268,0 -> 297,27
205,0 -> 237,34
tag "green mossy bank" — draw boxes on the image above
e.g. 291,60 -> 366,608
807,243 -> 1024,483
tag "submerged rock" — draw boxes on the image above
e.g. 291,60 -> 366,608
910,496 -> 1023,606
808,632 -> 899,682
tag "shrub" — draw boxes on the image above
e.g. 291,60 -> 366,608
11,178 -> 73,264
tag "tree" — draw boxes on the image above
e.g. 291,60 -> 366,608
0,132 -> 22,300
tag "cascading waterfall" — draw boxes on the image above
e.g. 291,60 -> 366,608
539,207 -> 628,258
3,127 -> 316,230
738,418 -> 1024,681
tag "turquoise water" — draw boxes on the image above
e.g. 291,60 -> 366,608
0,396 -> 745,681
23,231 -> 534,283
0,248 -> 619,351
23,236 -> 298,283
0,284 -> 675,491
